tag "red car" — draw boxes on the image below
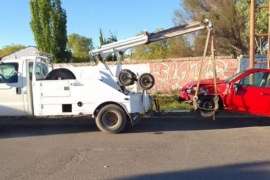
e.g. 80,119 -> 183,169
179,68 -> 270,117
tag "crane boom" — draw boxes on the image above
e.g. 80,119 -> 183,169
148,19 -> 212,43
90,19 -> 213,59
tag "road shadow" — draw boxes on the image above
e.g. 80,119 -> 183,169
0,116 -> 99,139
116,161 -> 270,180
128,112 -> 270,134
0,112 -> 270,138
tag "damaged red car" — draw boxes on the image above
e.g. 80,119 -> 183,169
179,68 -> 270,117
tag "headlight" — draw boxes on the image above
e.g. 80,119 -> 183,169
186,88 -> 195,94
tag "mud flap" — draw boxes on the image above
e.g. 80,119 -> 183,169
128,112 -> 142,126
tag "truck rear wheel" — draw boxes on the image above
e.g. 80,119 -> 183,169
95,104 -> 127,134
46,68 -> 76,80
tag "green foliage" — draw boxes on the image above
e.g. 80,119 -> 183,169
67,33 -> 93,62
0,44 -> 25,58
131,39 -> 168,60
30,0 -> 68,62
153,93 -> 193,111
99,28 -> 105,46
174,0 -> 269,57
98,29 -> 118,61
166,36 -> 193,58
130,31 -> 192,60
237,0 -> 269,54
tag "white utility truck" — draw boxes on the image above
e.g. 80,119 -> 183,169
0,55 -> 154,134
0,19 -> 212,133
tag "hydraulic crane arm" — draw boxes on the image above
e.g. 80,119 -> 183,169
148,19 -> 213,43
90,19 -> 213,59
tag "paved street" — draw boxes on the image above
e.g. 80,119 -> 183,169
0,113 -> 270,180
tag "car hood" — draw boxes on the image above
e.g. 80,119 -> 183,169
183,78 -> 225,89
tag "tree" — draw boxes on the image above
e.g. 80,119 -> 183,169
173,0 -> 269,57
98,29 -> 118,61
166,36 -> 193,58
30,0 -> 68,62
130,31 -> 192,60
67,33 -> 93,62
131,37 -> 168,60
0,44 -> 25,58
237,0 -> 268,54
99,28 -> 105,46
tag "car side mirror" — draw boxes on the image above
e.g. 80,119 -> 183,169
233,83 -> 241,95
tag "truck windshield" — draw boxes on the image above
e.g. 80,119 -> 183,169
0,63 -> 18,83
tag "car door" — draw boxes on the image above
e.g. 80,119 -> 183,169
0,62 -> 26,116
225,71 -> 270,116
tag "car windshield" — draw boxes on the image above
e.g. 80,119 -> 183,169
224,70 -> 248,83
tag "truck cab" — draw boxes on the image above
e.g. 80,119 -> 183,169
0,56 -> 49,116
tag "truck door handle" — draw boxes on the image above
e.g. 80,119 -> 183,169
16,87 -> 21,94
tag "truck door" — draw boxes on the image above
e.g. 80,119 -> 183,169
0,62 -> 26,116
226,71 -> 270,116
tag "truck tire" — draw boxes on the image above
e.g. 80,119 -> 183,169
95,104 -> 127,134
46,68 -> 76,80
198,96 -> 216,117
138,73 -> 155,90
117,69 -> 136,86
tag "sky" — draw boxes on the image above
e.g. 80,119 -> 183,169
0,0 -> 182,49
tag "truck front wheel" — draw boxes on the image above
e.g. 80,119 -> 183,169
95,104 -> 127,134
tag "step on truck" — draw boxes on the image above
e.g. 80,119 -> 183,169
0,19 -> 212,133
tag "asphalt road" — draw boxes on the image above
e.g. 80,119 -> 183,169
0,112 -> 270,180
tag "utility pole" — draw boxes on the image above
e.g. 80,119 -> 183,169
250,0 -> 255,69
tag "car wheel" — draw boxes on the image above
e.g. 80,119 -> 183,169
198,96 -> 216,117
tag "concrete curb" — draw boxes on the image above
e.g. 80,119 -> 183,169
164,110 -> 191,113
145,110 -> 259,118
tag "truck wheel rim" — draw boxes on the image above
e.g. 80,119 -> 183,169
102,112 -> 118,127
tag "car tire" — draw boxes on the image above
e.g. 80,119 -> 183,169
198,96 -> 216,117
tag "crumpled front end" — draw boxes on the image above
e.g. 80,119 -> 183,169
179,85 -> 210,103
